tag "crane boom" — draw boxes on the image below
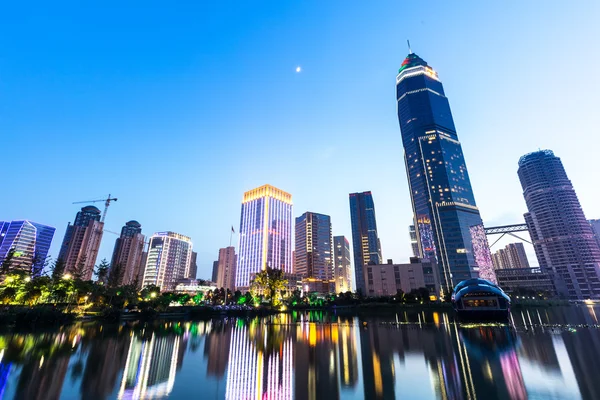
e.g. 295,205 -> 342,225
72,194 -> 118,223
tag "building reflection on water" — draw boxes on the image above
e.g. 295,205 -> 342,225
0,308 -> 600,399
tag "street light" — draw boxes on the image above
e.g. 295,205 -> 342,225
63,274 -> 72,280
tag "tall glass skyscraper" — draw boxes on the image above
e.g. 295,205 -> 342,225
236,184 -> 293,289
110,220 -> 145,286
333,235 -> 352,293
295,212 -> 333,281
142,231 -> 193,291
349,191 -> 382,294
396,52 -> 495,292
518,150 -> 600,299
0,220 -> 55,276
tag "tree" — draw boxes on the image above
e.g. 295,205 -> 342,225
95,259 -> 110,284
72,255 -> 88,281
1,248 -> 16,275
107,262 -> 123,288
250,268 -> 288,306
51,258 -> 67,281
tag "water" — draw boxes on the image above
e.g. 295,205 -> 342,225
1,306 -> 600,400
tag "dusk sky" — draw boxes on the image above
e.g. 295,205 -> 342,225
2,1 -> 599,278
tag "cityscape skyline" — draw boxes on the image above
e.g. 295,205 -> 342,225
2,2 -> 600,280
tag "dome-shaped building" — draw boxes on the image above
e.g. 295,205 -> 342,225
452,278 -> 511,320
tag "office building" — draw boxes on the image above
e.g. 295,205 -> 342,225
216,246 -> 237,291
142,232 -> 193,291
363,258 -> 440,297
188,251 -> 198,279
589,219 -> 600,250
495,268 -> 555,296
519,150 -> 600,299
396,51 -> 496,292
0,220 -> 55,276
58,206 -> 104,280
236,184 -> 293,289
295,212 -> 333,282
409,224 -> 419,258
110,220 -> 145,286
491,243 -> 530,270
211,260 -> 219,282
333,235 -> 352,293
349,191 -> 382,294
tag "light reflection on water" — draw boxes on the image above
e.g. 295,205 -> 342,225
0,306 -> 599,399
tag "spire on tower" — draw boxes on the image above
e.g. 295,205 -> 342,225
407,40 -> 412,54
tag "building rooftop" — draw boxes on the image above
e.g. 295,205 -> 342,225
398,53 -> 429,74
242,184 -> 292,204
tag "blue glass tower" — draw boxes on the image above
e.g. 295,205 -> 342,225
349,191 -> 382,294
396,52 -> 495,292
0,220 -> 55,276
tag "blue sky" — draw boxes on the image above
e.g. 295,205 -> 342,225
2,1 -> 599,277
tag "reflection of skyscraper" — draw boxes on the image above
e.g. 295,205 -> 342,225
336,321 -> 359,388
204,321 -> 232,378
519,150 -> 600,299
142,232 -> 193,291
0,220 -> 55,276
58,206 -> 104,280
349,191 -> 382,294
396,52 -> 495,292
14,353 -> 70,400
81,336 -> 130,399
236,185 -> 293,289
119,334 -> 182,399
333,236 -> 352,293
111,220 -> 145,286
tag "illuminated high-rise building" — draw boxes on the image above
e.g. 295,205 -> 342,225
349,191 -> 382,294
333,235 -> 352,293
0,220 -> 55,276
216,246 -> 237,291
236,184 -> 293,289
519,150 -> 600,299
409,224 -> 419,258
396,51 -> 495,292
58,206 -> 104,280
142,232 -> 193,291
110,220 -> 145,286
491,243 -> 530,270
295,212 -> 333,281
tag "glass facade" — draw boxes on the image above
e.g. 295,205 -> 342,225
236,185 -> 293,288
295,212 -> 333,281
396,52 -> 496,292
333,235 -> 352,293
519,150 -> 600,300
0,220 -> 55,276
349,191 -> 382,294
142,232 -> 193,291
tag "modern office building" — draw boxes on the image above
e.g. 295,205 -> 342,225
211,260 -> 219,282
518,150 -> 600,299
409,224 -> 419,258
295,212 -> 333,283
363,258 -> 440,297
395,51 -> 496,292
495,268 -> 555,296
188,251 -> 198,279
0,220 -> 55,276
110,220 -> 145,286
216,246 -> 237,291
58,206 -> 104,280
236,184 -> 293,289
349,191 -> 382,294
333,235 -> 352,293
589,219 -> 600,250
491,243 -> 530,270
142,232 -> 193,291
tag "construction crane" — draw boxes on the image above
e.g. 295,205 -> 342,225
73,194 -> 118,223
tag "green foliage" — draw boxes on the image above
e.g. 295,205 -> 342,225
94,258 -> 110,284
51,258 -> 66,281
107,262 -> 124,288
250,268 -> 288,306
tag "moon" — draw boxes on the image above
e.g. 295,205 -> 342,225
295,66 -> 302,73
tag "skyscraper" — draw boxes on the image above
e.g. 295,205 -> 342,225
216,246 -> 237,291
188,251 -> 198,279
0,220 -> 55,276
395,51 -> 495,292
110,220 -> 145,286
58,206 -> 104,280
142,232 -> 193,291
333,235 -> 352,293
408,224 -> 419,258
589,219 -> 600,250
295,212 -> 333,281
236,184 -> 293,289
518,150 -> 600,299
491,243 -> 530,270
349,191 -> 382,294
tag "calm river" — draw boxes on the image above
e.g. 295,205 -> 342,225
1,306 -> 599,399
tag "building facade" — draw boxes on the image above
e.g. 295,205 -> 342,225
395,52 -> 495,292
0,220 -> 55,276
363,258 -> 440,297
110,220 -> 145,286
58,206 -> 104,280
589,219 -> 600,250
518,150 -> 600,299
333,235 -> 352,293
295,212 -> 333,282
495,268 -> 556,296
409,224 -> 419,258
349,191 -> 382,294
491,243 -> 530,270
216,246 -> 237,291
142,232 -> 193,291
188,251 -> 198,279
236,184 -> 293,289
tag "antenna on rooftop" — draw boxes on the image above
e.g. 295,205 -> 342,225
407,40 -> 412,54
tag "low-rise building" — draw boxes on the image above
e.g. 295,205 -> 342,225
363,258 -> 440,297
495,267 -> 556,296
174,279 -> 217,294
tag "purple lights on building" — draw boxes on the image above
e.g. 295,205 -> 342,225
469,224 -> 497,284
